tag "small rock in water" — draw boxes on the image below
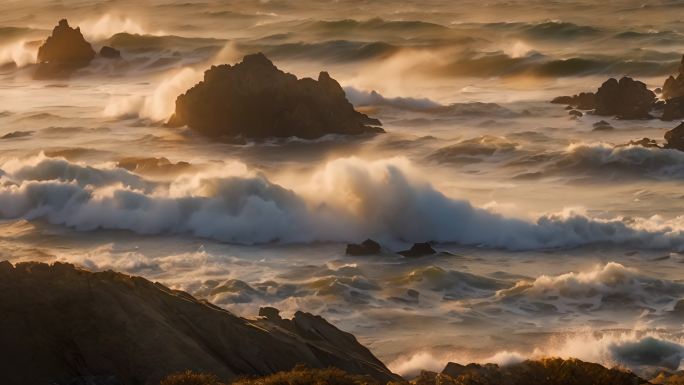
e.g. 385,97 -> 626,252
34,19 -> 95,79
346,239 -> 381,256
398,242 -> 437,258
99,46 -> 121,59
592,120 -> 613,131
568,109 -> 583,117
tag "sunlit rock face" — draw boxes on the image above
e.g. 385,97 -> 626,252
0,261 -> 399,385
412,358 -> 648,385
168,53 -> 383,140
34,19 -> 96,79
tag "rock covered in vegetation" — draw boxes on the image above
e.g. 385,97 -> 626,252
168,53 -> 383,140
412,358 -> 648,385
346,239 -> 382,256
0,261 -> 399,384
34,19 -> 95,79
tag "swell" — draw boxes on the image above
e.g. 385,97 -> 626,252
1,154 -> 684,250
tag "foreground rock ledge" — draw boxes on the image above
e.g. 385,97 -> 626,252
0,261 -> 398,385
168,53 -> 383,140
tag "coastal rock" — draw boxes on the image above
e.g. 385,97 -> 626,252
664,122 -> 684,151
346,239 -> 382,256
34,19 -> 95,79
0,261 -> 399,384
568,109 -> 583,117
100,46 -> 122,59
594,77 -> 656,119
662,55 -> 684,100
592,120 -> 613,131
398,242 -> 436,258
169,53 -> 383,140
422,358 -> 649,385
662,95 -> 684,121
550,92 -> 597,110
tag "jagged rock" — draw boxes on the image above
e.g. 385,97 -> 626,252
34,19 -> 95,79
100,46 -> 121,59
421,358 -> 649,385
594,77 -> 656,119
662,55 -> 684,100
592,120 -> 613,131
664,122 -> 684,151
169,53 -> 383,140
398,243 -> 436,258
346,239 -> 382,256
0,261 -> 399,384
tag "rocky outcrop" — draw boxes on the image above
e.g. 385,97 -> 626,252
398,243 -> 436,258
168,53 -> 383,140
346,239 -> 382,256
412,358 -> 648,385
0,261 -> 399,385
662,55 -> 684,101
592,120 -> 613,131
551,77 -> 656,119
664,122 -> 684,151
100,46 -> 122,59
34,19 -> 95,79
594,77 -> 656,119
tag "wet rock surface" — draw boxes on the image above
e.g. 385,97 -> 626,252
398,242 -> 437,258
169,53 -> 383,140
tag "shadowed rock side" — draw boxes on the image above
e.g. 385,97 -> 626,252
168,53 -> 383,140
662,55 -> 684,120
414,358 -> 649,385
0,261 -> 399,385
34,19 -> 95,79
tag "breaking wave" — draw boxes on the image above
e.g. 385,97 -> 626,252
1,154 -> 684,249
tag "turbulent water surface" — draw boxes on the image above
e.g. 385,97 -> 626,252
3,0 -> 684,378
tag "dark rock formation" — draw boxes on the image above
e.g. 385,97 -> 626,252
594,77 -> 656,119
662,55 -> 684,100
346,239 -> 382,256
398,243 -> 436,258
168,53 -> 383,140
664,122 -> 684,151
412,358 -> 648,385
592,120 -> 613,131
34,19 -> 95,79
618,137 -> 661,148
0,261 -> 399,385
568,109 -> 582,117
99,46 -> 121,59
551,92 -> 597,110
258,306 -> 282,321
662,96 -> 684,121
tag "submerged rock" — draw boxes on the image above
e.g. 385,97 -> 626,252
398,242 -> 436,258
0,261 -> 399,384
34,19 -> 95,79
99,45 -> 121,59
169,53 -> 383,140
346,239 -> 382,256
594,77 -> 656,119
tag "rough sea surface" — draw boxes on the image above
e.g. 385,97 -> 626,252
3,0 -> 684,378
